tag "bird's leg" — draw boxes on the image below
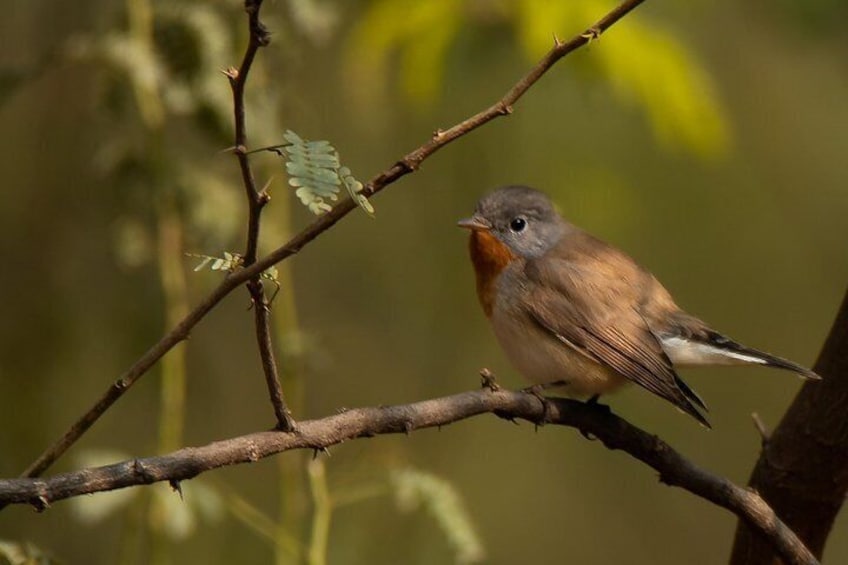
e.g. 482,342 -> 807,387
522,380 -> 567,428
579,394 -> 611,441
584,394 -> 610,413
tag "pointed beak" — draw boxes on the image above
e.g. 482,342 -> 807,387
457,215 -> 491,231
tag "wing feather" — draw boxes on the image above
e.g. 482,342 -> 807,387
524,242 -> 709,427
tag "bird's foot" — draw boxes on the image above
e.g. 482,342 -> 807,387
578,394 -> 609,441
584,394 -> 610,414
521,381 -> 567,428
493,409 -> 520,425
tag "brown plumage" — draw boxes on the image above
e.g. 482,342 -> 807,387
522,231 -> 710,426
458,185 -> 820,427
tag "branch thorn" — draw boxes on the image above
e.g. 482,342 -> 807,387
580,27 -> 602,43
751,412 -> 771,447
221,67 -> 239,81
169,479 -> 184,500
33,495 -> 50,512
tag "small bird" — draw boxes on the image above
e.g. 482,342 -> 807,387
458,185 -> 820,427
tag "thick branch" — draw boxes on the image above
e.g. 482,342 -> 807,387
731,286 -> 848,564
17,0 -> 647,479
0,385 -> 816,565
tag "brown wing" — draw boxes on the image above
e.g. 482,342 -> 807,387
524,236 -> 709,427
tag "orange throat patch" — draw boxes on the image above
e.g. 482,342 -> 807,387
468,230 -> 516,317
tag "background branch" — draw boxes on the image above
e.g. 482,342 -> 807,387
16,0 -> 647,480
0,383 -> 817,565
731,286 -> 848,563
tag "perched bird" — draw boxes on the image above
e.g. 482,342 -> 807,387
458,185 -> 819,427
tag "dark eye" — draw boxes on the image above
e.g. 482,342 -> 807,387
509,217 -> 527,232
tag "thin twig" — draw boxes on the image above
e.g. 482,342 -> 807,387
0,387 -> 817,565
251,288 -> 295,430
230,0 -> 269,266
225,0 -> 294,432
16,0 -> 647,480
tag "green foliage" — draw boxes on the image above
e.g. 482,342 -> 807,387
391,468 -> 485,564
280,130 -> 373,216
339,166 -> 374,216
188,251 -> 243,273
188,251 -> 280,298
347,0 -> 729,158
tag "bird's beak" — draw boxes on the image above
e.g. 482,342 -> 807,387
457,215 -> 491,231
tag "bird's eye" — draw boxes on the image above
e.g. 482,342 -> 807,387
509,217 -> 527,232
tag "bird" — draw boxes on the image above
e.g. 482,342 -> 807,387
458,185 -> 820,427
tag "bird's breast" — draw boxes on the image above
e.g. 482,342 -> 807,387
489,302 -> 627,396
468,230 -> 516,317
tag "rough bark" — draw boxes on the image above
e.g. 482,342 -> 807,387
731,287 -> 848,563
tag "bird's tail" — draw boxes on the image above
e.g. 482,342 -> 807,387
702,330 -> 821,380
673,376 -> 711,429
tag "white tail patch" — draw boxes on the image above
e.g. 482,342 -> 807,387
660,336 -> 767,367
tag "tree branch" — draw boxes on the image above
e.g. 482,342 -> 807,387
16,0 -> 648,480
225,0 -> 295,432
230,0 -> 268,266
0,381 -> 817,565
250,290 -> 294,430
730,286 -> 848,564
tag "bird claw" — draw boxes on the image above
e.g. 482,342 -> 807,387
522,384 -> 553,427
585,394 -> 611,414
578,395 -> 608,440
493,409 -> 520,425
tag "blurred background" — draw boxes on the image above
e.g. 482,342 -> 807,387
1,0 -> 846,563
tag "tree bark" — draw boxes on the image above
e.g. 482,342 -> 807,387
731,287 -> 848,564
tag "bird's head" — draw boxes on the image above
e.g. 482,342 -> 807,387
458,185 -> 566,259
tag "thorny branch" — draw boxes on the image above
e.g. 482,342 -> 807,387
0,379 -> 817,565
18,0 -> 649,481
224,0 -> 294,432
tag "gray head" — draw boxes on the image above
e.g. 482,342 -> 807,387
458,185 -> 567,258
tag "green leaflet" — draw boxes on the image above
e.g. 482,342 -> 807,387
340,166 -> 374,216
281,130 -> 373,216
